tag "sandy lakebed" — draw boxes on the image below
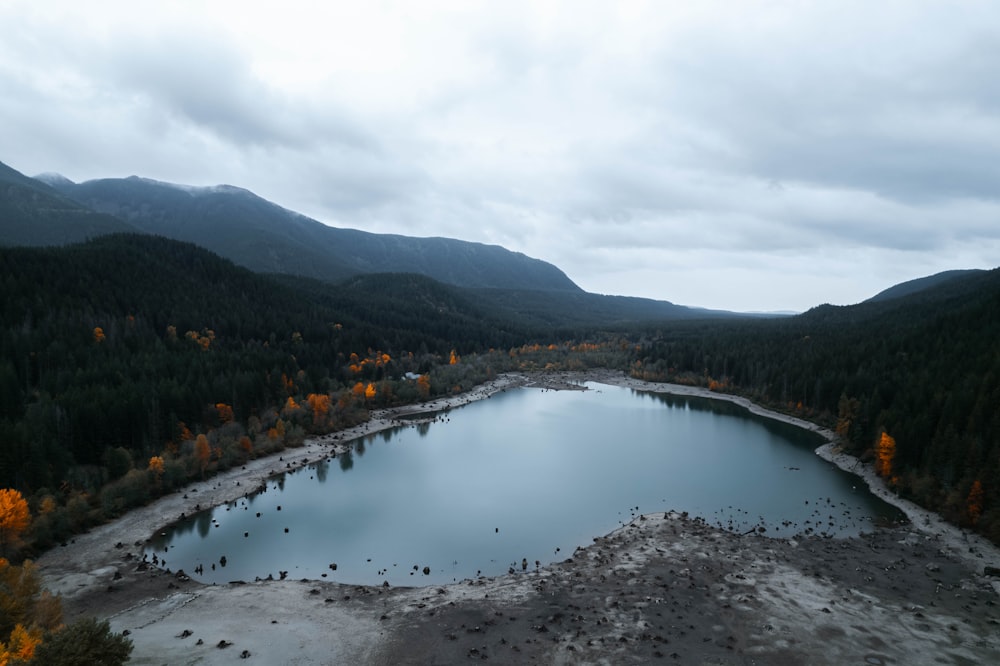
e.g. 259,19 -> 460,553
37,370 -> 1000,664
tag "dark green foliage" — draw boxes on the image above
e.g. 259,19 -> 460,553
469,287 -> 731,331
1,233 -> 614,553
33,617 -> 133,666
0,234 -> 545,489
633,268 -> 1000,541
865,269 -> 984,303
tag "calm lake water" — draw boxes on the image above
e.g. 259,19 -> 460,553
146,383 -> 903,586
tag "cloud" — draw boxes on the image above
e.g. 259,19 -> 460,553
0,0 -> 998,311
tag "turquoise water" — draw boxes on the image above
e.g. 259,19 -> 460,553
146,383 -> 903,586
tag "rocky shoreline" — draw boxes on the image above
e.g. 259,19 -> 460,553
37,370 -> 1000,664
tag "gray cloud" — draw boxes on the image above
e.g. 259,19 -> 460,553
0,1 -> 998,312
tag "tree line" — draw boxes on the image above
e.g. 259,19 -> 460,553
629,268 -> 1000,543
3,233 -> 997,568
0,234 -> 628,560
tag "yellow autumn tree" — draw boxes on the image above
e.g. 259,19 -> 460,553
449,349 -> 460,365
0,622 -> 42,663
0,490 -> 30,556
364,382 -> 376,401
0,558 -> 63,664
306,393 -> 331,425
875,431 -> 896,479
147,456 -> 164,479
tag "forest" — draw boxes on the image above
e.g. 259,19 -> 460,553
0,229 -> 998,662
1,233 -> 998,560
0,234 -> 628,560
628,267 -> 1000,541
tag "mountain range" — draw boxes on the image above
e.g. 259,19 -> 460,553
0,159 -> 987,321
3,156 -> 1000,549
0,162 -> 134,245
1,160 -> 731,326
34,171 -> 580,292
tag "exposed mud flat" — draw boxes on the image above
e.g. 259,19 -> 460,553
37,371 -> 1000,664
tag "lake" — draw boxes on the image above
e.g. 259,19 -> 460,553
146,383 -> 903,586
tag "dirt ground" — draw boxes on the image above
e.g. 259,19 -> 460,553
37,371 -> 1000,664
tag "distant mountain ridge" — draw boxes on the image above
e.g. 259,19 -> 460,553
0,162 -> 135,245
10,158 -> 992,321
40,173 -> 582,292
0,159 -> 732,325
865,269 -> 985,303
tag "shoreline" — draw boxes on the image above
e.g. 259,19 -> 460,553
36,372 -> 529,601
36,369 -> 1000,664
596,371 -> 1000,587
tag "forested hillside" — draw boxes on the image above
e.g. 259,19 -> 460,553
0,163 -> 134,246
864,269 -> 983,303
0,234 -> 610,555
2,160 -> 742,326
3,165 -> 999,556
630,268 -> 1000,541
44,174 -> 582,292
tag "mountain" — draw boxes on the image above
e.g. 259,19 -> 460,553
865,269 -> 985,303
0,160 -> 739,325
800,267 -> 998,328
0,161 -> 135,246
636,266 -> 1000,540
44,175 -> 581,292
469,288 -> 728,329
0,233 -> 547,497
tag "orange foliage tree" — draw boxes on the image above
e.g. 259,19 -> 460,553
967,480 -> 985,525
0,558 -> 62,664
0,489 -> 30,556
147,456 -> 164,477
364,383 -> 376,401
875,431 -> 896,479
416,374 -> 431,399
184,329 -> 214,350
0,621 -> 42,663
216,403 -> 234,424
306,393 -> 331,426
92,326 -> 105,344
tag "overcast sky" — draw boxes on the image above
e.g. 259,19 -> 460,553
2,1 -> 998,311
